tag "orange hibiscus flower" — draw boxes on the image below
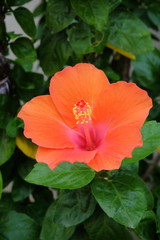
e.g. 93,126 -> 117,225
18,63 -> 152,171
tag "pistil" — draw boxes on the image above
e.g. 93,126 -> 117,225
73,99 -> 95,150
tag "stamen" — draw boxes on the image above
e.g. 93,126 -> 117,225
73,99 -> 92,124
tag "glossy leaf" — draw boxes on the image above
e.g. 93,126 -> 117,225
10,64 -> 45,102
67,21 -> 94,56
40,203 -> 75,240
0,95 -> 11,130
84,209 -> 133,240
0,194 -> 18,214
157,198 -> 160,234
46,0 -> 75,33
107,10 -> 153,56
7,0 -> 32,6
134,211 -> 157,240
10,37 -> 37,63
70,226 -> 89,240
70,0 -> 109,31
53,188 -> 96,227
7,32 -> 22,40
33,2 -> 46,17
132,48 -> 160,90
0,171 -> 2,200
0,156 -> 15,188
124,121 -> 160,163
17,157 -> 36,180
67,21 -> 108,56
108,0 -> 122,12
39,30 -> 72,76
6,118 -> 23,138
14,7 -> 36,38
0,131 -> 16,166
0,211 -> 40,240
148,3 -> 160,26
25,162 -> 95,190
12,176 -> 34,202
25,187 -> 53,225
119,162 -> 139,174
16,58 -> 32,72
91,174 -> 152,228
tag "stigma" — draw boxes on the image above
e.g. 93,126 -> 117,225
73,99 -> 92,124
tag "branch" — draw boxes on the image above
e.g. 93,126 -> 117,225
142,153 -> 160,180
122,57 -> 131,82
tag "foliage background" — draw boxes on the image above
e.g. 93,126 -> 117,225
0,0 -> 160,239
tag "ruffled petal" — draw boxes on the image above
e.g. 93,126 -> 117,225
87,125 -> 143,171
50,63 -> 109,128
36,146 -> 97,170
93,81 -> 152,130
18,95 -> 75,148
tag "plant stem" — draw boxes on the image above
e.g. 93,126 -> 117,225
142,153 -> 160,180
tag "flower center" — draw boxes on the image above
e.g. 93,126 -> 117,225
73,100 -> 95,150
73,99 -> 92,125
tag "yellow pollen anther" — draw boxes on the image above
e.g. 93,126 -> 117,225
73,100 -> 92,124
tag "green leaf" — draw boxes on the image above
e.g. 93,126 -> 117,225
104,67 -> 120,82
11,64 -> 45,102
16,58 -> 32,72
13,7 -> 36,38
134,211 -> 157,240
124,121 -> 160,163
157,198 -> 160,234
40,203 -> 75,240
0,131 -> 16,166
91,174 -> 152,228
25,187 -> 53,225
148,3 -> 160,26
46,0 -> 75,33
18,158 -> 36,180
0,157 -> 15,188
7,32 -> 22,40
107,10 -> 153,56
6,118 -> 23,138
0,211 -> 40,240
70,0 -> 109,31
132,48 -> 160,90
25,162 -> 95,190
0,95 -> 11,130
10,37 -> 37,63
66,21 -> 94,56
119,162 -> 139,174
36,16 -> 46,40
108,0 -> 122,12
7,0 -> 32,6
53,188 -> 96,227
70,226 -> 89,240
17,72 -> 44,102
67,21 -> 108,56
12,176 -> 34,202
0,193 -> 18,214
84,209 -> 133,240
33,2 -> 46,17
39,30 -> 72,76
0,171 -> 2,200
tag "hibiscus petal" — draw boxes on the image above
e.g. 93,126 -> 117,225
50,63 -> 109,128
87,125 -> 143,171
36,146 -> 97,170
93,81 -> 152,130
18,95 -> 75,148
